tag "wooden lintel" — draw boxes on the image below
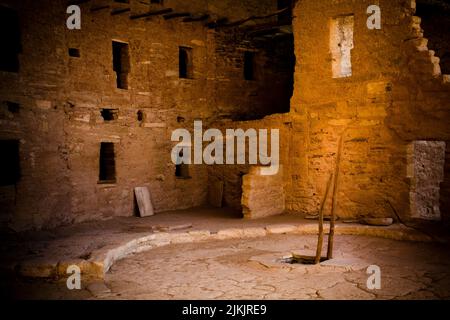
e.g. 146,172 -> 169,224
130,8 -> 173,20
111,8 -> 131,16
90,5 -> 110,12
248,27 -> 280,37
163,12 -> 191,20
182,14 -> 209,23
206,17 -> 228,29
247,25 -> 292,37
219,7 -> 290,29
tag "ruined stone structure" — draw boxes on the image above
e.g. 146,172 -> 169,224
0,0 -> 449,231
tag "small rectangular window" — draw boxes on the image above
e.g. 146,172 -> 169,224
68,48 -> 80,58
99,142 -> 116,183
112,41 -> 130,89
4,101 -> 19,114
330,15 -> 354,78
244,51 -> 256,81
0,140 -> 20,186
101,108 -> 119,121
0,6 -> 21,72
179,47 -> 193,79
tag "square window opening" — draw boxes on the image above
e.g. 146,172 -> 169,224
101,108 -> 119,121
69,48 -> 80,58
4,101 -> 19,114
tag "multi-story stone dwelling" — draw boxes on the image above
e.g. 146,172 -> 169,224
0,0 -> 449,232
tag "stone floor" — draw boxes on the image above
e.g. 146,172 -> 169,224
1,206 -> 450,300
6,234 -> 450,300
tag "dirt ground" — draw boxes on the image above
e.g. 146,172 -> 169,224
5,234 -> 450,300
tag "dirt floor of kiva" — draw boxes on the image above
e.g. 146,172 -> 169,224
6,234 -> 450,300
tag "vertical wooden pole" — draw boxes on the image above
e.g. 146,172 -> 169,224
315,173 -> 334,264
327,135 -> 344,260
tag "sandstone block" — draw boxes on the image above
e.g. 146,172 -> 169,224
170,232 -> 194,244
361,218 -> 394,226
216,228 -> 245,240
242,227 -> 267,238
18,259 -> 57,278
266,224 -> 297,234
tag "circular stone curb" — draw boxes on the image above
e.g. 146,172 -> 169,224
14,222 -> 434,280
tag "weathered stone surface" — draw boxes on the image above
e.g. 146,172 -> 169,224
249,253 -> 295,270
188,230 -> 211,242
134,187 -> 155,217
216,228 -> 245,240
242,166 -> 285,219
0,0 -> 293,232
320,258 -> 370,271
86,282 -> 112,297
18,259 -> 58,278
150,233 -> 172,247
136,234 -> 157,244
295,223 -> 319,235
285,0 -> 450,224
7,218 -> 435,282
0,0 -> 449,235
208,178 -> 224,208
291,249 -> 317,258
169,233 -> 194,244
266,224 -> 297,234
362,218 -> 394,227
317,282 -> 375,300
56,259 -> 85,277
408,141 -> 446,220
242,227 -> 267,238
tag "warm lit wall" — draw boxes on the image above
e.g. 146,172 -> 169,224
287,0 -> 450,222
2,0 -> 449,231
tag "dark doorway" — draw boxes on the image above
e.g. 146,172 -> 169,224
112,41 -> 130,89
99,142 -> 116,183
0,140 -> 20,186
0,6 -> 21,72
179,47 -> 193,79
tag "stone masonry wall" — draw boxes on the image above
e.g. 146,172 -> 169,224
0,0 -> 282,230
287,0 -> 450,222
2,0 -> 449,230
242,165 -> 285,219
407,141 -> 446,220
